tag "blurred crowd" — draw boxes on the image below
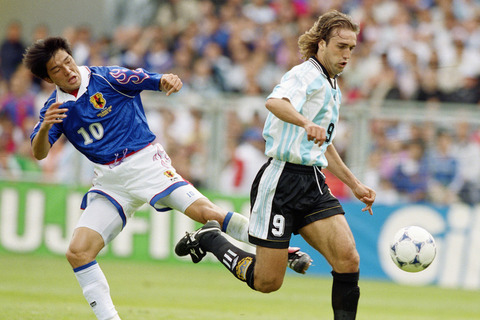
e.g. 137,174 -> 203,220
1,0 -> 480,206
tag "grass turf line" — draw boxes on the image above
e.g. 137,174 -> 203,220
1,253 -> 479,320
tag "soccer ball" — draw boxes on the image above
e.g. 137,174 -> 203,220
389,226 -> 436,273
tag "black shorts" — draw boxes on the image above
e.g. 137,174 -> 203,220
248,158 -> 344,249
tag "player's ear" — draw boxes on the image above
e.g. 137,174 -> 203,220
318,39 -> 326,51
43,77 -> 54,84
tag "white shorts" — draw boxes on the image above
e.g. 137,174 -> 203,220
80,143 -> 205,230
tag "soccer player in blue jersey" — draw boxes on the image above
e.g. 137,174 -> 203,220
23,36 -> 310,320
176,11 -> 376,320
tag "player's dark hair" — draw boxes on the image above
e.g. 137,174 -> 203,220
298,10 -> 359,60
23,36 -> 73,80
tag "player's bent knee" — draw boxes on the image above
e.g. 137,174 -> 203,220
66,248 -> 85,266
254,276 -> 284,293
66,245 -> 97,268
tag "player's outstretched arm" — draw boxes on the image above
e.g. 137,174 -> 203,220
160,73 -> 183,96
325,144 -> 376,215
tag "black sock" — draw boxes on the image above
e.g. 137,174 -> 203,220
331,271 -> 360,320
200,232 -> 256,289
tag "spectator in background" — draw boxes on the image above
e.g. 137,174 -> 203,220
250,46 -> 285,93
0,112 -> 21,179
0,131 -> 21,179
202,41 -> 231,91
0,21 -> 25,87
362,52 -> 402,102
29,24 -> 51,92
390,139 -> 429,203
0,65 -> 36,145
189,57 -> 221,97
155,0 -> 201,32
221,34 -> 250,93
416,52 -> 443,102
448,73 -> 480,104
363,149 -> 400,205
0,111 -> 16,155
452,121 -> 480,205
144,31 -> 174,74
104,0 -> 160,31
242,0 -> 276,25
220,127 -> 267,195
427,129 -> 461,205
31,23 -> 50,42
72,25 -> 93,66
116,26 -> 149,69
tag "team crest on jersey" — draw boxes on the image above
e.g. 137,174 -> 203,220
90,93 -> 106,109
164,170 -> 175,178
235,257 -> 253,281
164,170 -> 180,182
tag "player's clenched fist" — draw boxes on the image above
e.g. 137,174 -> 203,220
160,73 -> 183,96
304,122 -> 326,146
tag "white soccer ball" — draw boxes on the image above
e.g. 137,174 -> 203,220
389,226 -> 436,273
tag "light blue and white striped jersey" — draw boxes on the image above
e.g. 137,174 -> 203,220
263,57 -> 341,167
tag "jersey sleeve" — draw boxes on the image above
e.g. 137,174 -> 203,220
94,66 -> 163,95
30,96 -> 64,146
267,66 -> 315,113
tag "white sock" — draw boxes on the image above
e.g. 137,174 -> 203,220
222,211 -> 249,243
74,260 -> 120,320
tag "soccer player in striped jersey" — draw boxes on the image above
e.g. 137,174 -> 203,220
176,10 -> 376,320
23,36 -> 310,320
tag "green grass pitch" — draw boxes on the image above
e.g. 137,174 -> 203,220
1,252 -> 479,320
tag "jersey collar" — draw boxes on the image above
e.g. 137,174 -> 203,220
56,66 -> 91,103
309,56 -> 337,89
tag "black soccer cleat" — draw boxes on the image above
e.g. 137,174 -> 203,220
288,247 -> 313,274
175,220 -> 221,263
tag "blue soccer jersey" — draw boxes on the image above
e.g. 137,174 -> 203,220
31,66 -> 162,164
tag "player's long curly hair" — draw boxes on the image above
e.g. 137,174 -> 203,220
298,10 -> 359,61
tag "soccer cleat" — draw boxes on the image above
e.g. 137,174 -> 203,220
175,220 -> 221,263
288,247 -> 312,274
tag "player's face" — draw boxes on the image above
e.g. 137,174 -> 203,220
45,49 -> 81,93
316,28 -> 357,77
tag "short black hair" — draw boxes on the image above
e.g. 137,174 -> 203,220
23,36 -> 73,79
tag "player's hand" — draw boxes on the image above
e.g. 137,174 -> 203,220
352,183 -> 376,215
41,102 -> 68,129
160,73 -> 183,96
304,121 -> 326,146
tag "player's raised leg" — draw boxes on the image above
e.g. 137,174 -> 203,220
167,189 -> 312,274
174,220 -> 289,292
